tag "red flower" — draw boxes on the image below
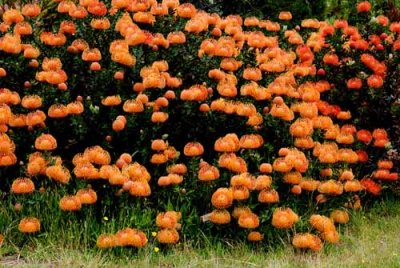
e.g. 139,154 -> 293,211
356,150 -> 369,162
367,75 -> 384,88
357,1 -> 372,13
323,53 -> 339,65
360,178 -> 381,195
347,78 -> 362,90
356,129 -> 372,143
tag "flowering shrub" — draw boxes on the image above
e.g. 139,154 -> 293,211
0,0 -> 399,252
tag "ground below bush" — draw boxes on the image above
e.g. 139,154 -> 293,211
0,198 -> 399,268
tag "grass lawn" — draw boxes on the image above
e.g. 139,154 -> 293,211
1,198 -> 400,268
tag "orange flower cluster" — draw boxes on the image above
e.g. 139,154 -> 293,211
97,228 -> 148,249
35,57 -> 68,85
374,160 -> 398,181
0,133 -> 16,166
151,139 -> 178,165
309,214 -> 340,244
292,233 -> 322,251
156,211 -> 181,244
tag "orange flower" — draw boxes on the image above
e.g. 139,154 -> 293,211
150,153 -> 168,165
180,84 -> 208,101
90,18 -> 111,30
377,160 -> 393,170
232,186 -> 250,200
247,231 -> 264,242
157,229 -> 180,244
258,189 -> 279,203
231,206 -> 252,219
67,101 -> 84,115
23,45 -> 41,59
254,175 -> 272,190
156,211 -> 181,229
96,234 -> 117,249
40,32 -> 67,46
299,179 -> 320,191
0,133 -> 15,153
109,172 -> 129,185
198,162 -> 220,181
230,173 -> 255,189
183,142 -> 204,157
112,52 -> 137,67
283,172 -> 302,185
18,217 -> 41,233
101,95 -> 122,106
116,228 -> 148,247
158,174 -> 183,186
167,163 -> 187,175
167,31 -> 186,45
301,19 -> 320,29
82,48 -> 102,62
14,22 -> 33,36
292,233 -> 322,251
259,163 -> 272,173
214,133 -> 240,152
218,153 -> 248,173
69,39 -> 90,53
48,104 -> 69,118
339,170 -> 354,181
133,12 -> 155,24
46,165 -> 71,184
151,139 -> 168,151
129,181 -> 151,197
239,134 -> 264,149
11,178 -> 35,194
344,180 -> 364,192
209,209 -> 231,224
0,34 -> 22,54
126,0 -> 152,12
309,214 -> 336,233
176,3 -> 197,18
60,21 -> 76,34
87,1 -> 108,16
318,180 -> 343,196
35,134 -> 57,151
2,9 -> 24,24
59,195 -> 82,211
151,3 -> 169,16
330,210 -> 349,224
279,11 -> 292,21
76,188 -> 97,205
238,212 -> 260,229
0,152 -> 18,167
123,99 -> 144,113
271,208 -> 299,229
22,4 -> 42,17
163,0 -> 180,9
220,58 -> 242,72
321,230 -> 340,244
211,188 -> 233,209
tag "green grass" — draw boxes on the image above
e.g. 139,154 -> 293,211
1,198 -> 400,267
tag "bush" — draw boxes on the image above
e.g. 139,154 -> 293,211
0,0 -> 399,253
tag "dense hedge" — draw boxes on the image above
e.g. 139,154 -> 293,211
0,0 -> 399,253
